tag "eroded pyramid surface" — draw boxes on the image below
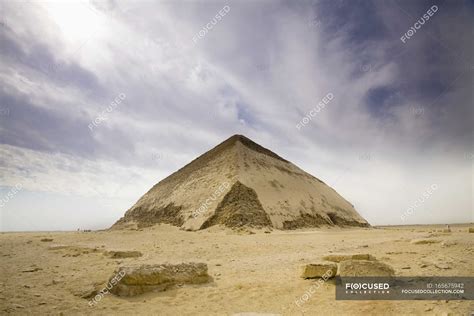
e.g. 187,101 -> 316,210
112,135 -> 369,230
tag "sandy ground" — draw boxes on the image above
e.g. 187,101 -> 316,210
1,224 -> 473,315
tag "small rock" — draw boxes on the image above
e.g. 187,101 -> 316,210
215,263 -> 222,266
410,239 -> 440,245
12,304 -> 25,309
434,263 -> 451,270
40,238 -> 53,242
71,285 -> 99,299
420,264 -> 428,268
401,266 -> 411,269
21,267 -> 41,273
441,241 -> 457,247
105,250 -> 142,259
338,260 -> 395,277
300,262 -> 337,279
468,227 -> 474,233
322,253 -> 376,263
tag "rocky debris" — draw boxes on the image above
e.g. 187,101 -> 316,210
338,260 -> 395,277
40,238 -> 53,242
468,227 -> 474,233
441,241 -> 457,247
48,245 -> 100,257
434,263 -> 451,270
71,284 -> 101,299
109,262 -> 210,297
21,267 -> 42,273
300,262 -> 337,279
410,239 -> 440,245
105,250 -> 143,259
48,245 -> 70,250
322,253 -> 375,262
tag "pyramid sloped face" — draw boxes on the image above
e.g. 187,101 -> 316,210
111,135 -> 369,230
200,181 -> 272,229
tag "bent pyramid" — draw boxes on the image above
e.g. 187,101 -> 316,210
112,135 -> 369,230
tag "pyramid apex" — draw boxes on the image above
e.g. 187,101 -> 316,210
226,134 -> 250,142
219,134 -> 288,163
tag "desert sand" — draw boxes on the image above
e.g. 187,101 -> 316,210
1,224 -> 473,315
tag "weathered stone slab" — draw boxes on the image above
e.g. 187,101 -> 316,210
338,260 -> 395,277
322,253 -> 375,262
110,263 -> 210,297
301,262 -> 337,279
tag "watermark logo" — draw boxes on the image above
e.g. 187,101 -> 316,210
0,184 -> 23,208
400,184 -> 438,221
192,5 -> 231,44
88,270 -> 125,306
358,152 -> 372,161
345,282 -> 390,294
307,17 -> 321,28
151,152 -> 165,162
296,92 -> 334,130
410,106 -> 425,116
88,93 -> 126,131
295,269 -> 333,307
400,5 -> 438,43
192,182 -> 230,218
0,106 -> 10,117
360,63 -> 372,73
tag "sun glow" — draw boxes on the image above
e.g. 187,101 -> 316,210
41,0 -> 108,45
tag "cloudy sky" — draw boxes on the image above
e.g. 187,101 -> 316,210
0,0 -> 472,231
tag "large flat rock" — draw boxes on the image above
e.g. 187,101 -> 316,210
301,262 -> 337,279
322,253 -> 375,262
338,260 -> 395,277
110,263 -> 210,297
